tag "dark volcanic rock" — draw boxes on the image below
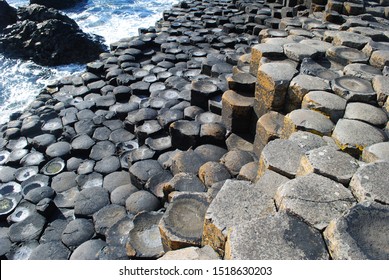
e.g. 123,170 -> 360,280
0,4 -> 105,66
0,0 -> 17,30
30,0 -> 86,10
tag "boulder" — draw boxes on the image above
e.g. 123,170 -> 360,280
0,0 -> 17,30
0,4 -> 105,66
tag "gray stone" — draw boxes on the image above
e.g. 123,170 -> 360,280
164,173 -> 206,194
194,145 -> 227,162
301,91 -> 347,122
275,173 -> 356,230
225,133 -> 254,152
71,134 -> 95,152
25,186 -> 55,204
332,119 -> 387,156
332,31 -> 370,50
94,156 -> 120,174
299,39 -> 333,54
220,149 -> 255,176
225,213 -> 329,260
297,146 -> 360,184
372,75 -> 389,106
159,245 -> 220,260
285,109 -> 335,136
93,204 -> 127,236
76,172 -> 103,189
103,171 -> 131,192
126,211 -> 164,258
160,192 -> 209,250
324,202 -> 389,259
70,239 -> 107,260
129,160 -> 163,189
110,184 -> 138,206
369,50 -> 389,69
106,217 -> 133,248
237,161 -> 259,182
171,150 -> 207,175
344,102 -> 388,127
45,142 -> 71,158
283,43 -> 320,62
203,179 -> 279,256
74,187 -> 110,217
288,131 -> 327,153
40,219 -> 68,244
51,172 -> 78,193
29,241 -> 70,260
61,218 -> 95,248
199,162 -> 232,188
258,139 -> 305,179
332,76 -> 376,102
350,161 -> 389,205
89,140 -> 116,161
286,74 -> 331,112
343,63 -> 382,81
125,190 -> 160,215
9,213 -> 46,242
362,142 -> 389,163
327,46 -> 369,66
145,171 -> 173,199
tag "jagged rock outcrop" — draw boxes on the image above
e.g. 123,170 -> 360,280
0,0 -> 17,30
30,0 -> 86,10
0,4 -> 105,66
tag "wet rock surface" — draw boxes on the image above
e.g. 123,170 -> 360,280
1,0 -> 389,260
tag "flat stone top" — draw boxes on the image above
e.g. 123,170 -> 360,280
258,62 -> 298,82
300,39 -> 333,53
251,43 -> 284,56
332,119 -> 387,151
275,173 -> 356,230
289,74 -> 331,92
225,213 -> 329,260
344,102 -> 388,127
222,90 -> 254,107
324,202 -> 389,260
350,161 -> 389,205
287,109 -> 335,136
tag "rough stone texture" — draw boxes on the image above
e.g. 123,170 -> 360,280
159,192 -> 209,250
275,173 -> 356,230
331,76 -> 376,102
70,239 -> 106,260
93,204 -> 127,236
372,75 -> 389,106
286,74 -> 331,113
324,202 -> 389,260
171,150 -> 207,175
284,109 -> 335,136
198,162 -> 232,188
125,190 -> 160,215
74,187 -> 110,217
110,184 -> 138,206
158,245 -> 220,260
29,241 -> 71,260
103,171 -> 131,193
258,139 -> 305,179
370,50 -> 389,69
164,173 -> 206,194
237,161 -> 259,182
283,43 -> 320,62
301,91 -> 346,122
344,63 -> 382,81
220,149 -> 255,176
126,211 -> 164,259
203,179 -> 278,256
222,90 -> 254,133
255,61 -> 298,116
194,144 -> 227,162
350,161 -> 389,205
61,218 -> 95,248
225,213 -> 329,260
327,46 -> 369,66
297,146 -> 360,184
332,31 -> 370,50
129,160 -> 163,189
288,131 -> 327,153
9,213 -> 46,242
344,102 -> 388,127
362,142 -> 389,163
332,119 -> 387,156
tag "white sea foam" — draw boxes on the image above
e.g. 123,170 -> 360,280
0,0 -> 179,124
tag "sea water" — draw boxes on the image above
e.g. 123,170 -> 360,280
0,0 -> 178,124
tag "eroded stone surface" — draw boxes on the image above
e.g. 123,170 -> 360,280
324,202 -> 389,259
275,173 -> 356,230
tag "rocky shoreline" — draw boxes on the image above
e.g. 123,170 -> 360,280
1,0 -> 389,260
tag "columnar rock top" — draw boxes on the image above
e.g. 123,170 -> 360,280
0,0 -> 388,260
